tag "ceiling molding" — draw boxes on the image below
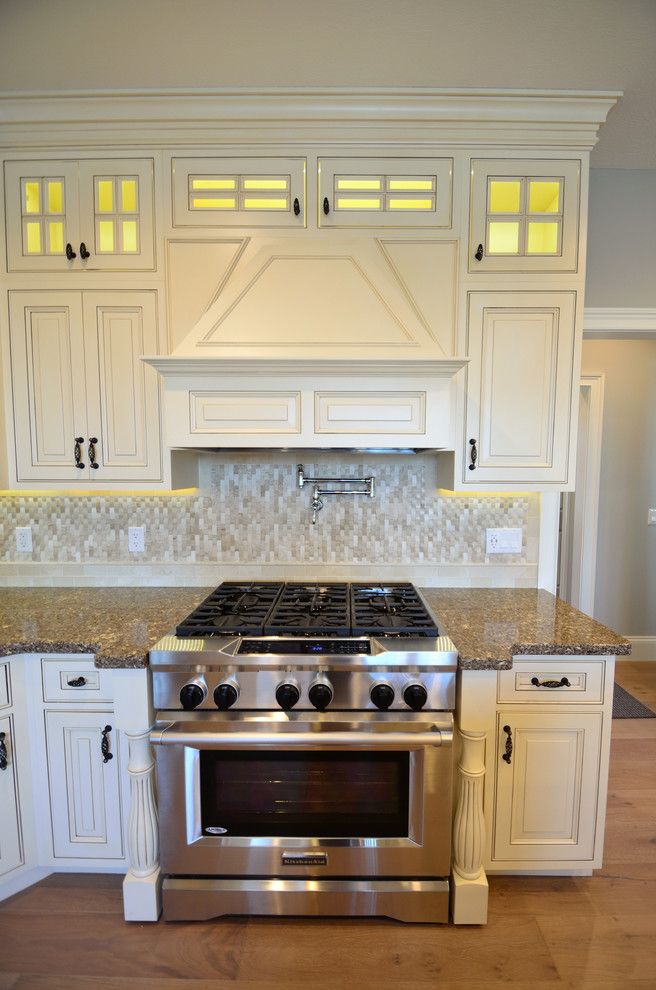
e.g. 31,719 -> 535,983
583,307 -> 656,337
0,87 -> 621,150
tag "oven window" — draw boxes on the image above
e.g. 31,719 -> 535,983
199,751 -> 410,837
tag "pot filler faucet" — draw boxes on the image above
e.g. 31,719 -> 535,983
297,463 -> 375,524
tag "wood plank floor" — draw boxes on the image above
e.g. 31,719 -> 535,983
1,660 -> 654,990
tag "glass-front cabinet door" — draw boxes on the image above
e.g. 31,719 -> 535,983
469,159 -> 580,272
319,157 -> 452,228
4,158 -> 154,271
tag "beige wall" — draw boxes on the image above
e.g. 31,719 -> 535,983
581,340 -> 656,635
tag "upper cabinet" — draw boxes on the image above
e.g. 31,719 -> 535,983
469,159 -> 580,273
4,158 -> 155,271
172,157 -> 307,227
318,158 -> 452,228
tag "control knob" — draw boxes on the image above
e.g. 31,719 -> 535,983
403,683 -> 428,711
370,682 -> 395,710
180,680 -> 206,710
213,679 -> 239,710
276,680 -> 300,711
308,676 -> 333,711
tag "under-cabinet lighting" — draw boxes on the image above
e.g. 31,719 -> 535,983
0,488 -> 199,497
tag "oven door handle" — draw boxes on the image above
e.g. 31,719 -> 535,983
150,724 -> 451,749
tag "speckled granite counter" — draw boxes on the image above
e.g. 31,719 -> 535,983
0,586 -> 630,670
419,588 -> 631,669
0,587 -> 212,668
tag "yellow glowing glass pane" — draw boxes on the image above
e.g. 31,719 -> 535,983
388,178 -> 434,191
191,197 -> 237,209
336,178 -> 381,191
98,220 -> 115,252
47,181 -> 63,214
243,198 -> 288,210
122,220 -> 138,253
489,180 -> 521,214
48,221 -> 64,254
191,177 -> 236,190
336,198 -> 381,210
528,180 -> 560,213
25,222 -> 41,254
121,179 -> 137,212
24,181 -> 40,214
242,178 -> 289,190
487,221 -> 520,254
97,180 -> 114,213
388,198 -> 434,210
527,221 -> 559,254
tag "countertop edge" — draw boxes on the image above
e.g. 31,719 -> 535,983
0,642 -> 149,669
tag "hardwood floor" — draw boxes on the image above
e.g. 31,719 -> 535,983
1,660 -> 654,990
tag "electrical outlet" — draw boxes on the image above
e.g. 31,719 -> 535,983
649,508 -> 656,526
128,526 -> 145,553
15,526 -> 33,552
486,527 -> 523,554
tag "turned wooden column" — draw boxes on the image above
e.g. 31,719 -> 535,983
125,729 -> 159,878
451,727 -> 489,923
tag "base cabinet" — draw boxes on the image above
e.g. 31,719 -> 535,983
0,713 -> 23,877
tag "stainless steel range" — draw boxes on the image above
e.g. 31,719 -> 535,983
150,582 -> 457,923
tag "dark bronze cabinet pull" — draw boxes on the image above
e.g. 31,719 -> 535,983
0,731 -> 7,770
474,243 -> 484,261
74,437 -> 85,469
65,243 -> 77,261
502,724 -> 513,764
293,197 -> 300,216
67,676 -> 87,687
468,438 -> 478,471
88,437 -> 99,469
323,197 -> 330,215
531,676 -> 571,689
79,242 -> 91,260
101,725 -> 113,763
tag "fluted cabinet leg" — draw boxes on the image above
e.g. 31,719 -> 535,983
122,729 -> 161,921
451,728 -> 489,924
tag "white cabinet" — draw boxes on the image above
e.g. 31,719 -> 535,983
318,157 -> 452,228
4,158 -> 155,271
9,290 -> 162,483
172,156 -> 306,227
45,710 -> 125,860
493,710 -> 602,863
0,713 -> 23,878
463,291 -> 576,485
469,159 -> 580,272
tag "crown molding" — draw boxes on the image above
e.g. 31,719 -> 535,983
143,356 -> 469,379
0,87 -> 621,150
583,307 -> 656,337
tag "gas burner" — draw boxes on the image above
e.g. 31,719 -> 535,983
264,583 -> 351,636
351,583 -> 439,638
175,582 -> 284,637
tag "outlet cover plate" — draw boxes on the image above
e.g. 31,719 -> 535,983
486,527 -> 523,554
649,508 -> 656,526
15,526 -> 33,553
128,526 -> 145,553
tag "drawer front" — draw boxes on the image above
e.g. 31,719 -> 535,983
0,664 -> 9,709
189,390 -> 301,435
498,658 -> 605,704
42,658 -> 113,704
314,391 -> 426,435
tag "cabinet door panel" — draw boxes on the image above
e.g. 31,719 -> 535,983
494,711 -> 602,862
465,291 -> 576,484
83,292 -> 162,481
0,715 -> 23,877
45,710 -> 124,859
77,159 -> 155,270
4,161 -> 80,272
9,291 -> 89,481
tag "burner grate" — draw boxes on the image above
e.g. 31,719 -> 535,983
350,583 -> 438,637
264,583 -> 351,636
175,582 -> 284,637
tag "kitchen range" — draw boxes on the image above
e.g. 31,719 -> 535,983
150,581 -> 457,922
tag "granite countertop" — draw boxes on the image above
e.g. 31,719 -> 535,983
0,586 -> 631,670
419,588 -> 632,670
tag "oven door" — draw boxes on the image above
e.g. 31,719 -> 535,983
151,710 -> 453,879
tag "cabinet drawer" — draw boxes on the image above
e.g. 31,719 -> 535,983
314,391 -> 426,435
0,664 -> 9,709
498,658 -> 605,704
42,658 -> 113,704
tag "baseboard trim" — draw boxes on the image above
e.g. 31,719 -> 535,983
618,636 -> 656,661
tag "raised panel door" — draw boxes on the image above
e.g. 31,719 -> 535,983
464,291 -> 576,484
4,161 -> 80,272
0,715 -> 23,878
45,710 -> 124,860
82,292 -> 162,482
9,291 -> 89,482
493,711 -> 602,863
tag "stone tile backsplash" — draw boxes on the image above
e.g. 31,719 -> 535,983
0,453 -> 539,584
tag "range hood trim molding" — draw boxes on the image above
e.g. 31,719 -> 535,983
143,356 -> 469,379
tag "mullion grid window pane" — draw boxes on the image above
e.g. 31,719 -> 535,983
94,175 -> 140,253
188,173 -> 291,212
334,173 -> 437,213
486,175 -> 563,256
21,177 -> 66,256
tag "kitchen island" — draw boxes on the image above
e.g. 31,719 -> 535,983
0,586 -> 629,925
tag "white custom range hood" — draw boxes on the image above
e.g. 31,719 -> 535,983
146,233 -> 467,450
